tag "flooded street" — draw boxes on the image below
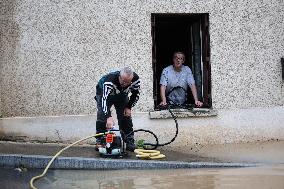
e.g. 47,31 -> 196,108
1,140 -> 284,189
1,165 -> 284,189
196,141 -> 284,164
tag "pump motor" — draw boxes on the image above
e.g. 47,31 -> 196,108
97,127 -> 124,157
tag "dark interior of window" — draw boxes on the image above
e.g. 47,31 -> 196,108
151,13 -> 211,109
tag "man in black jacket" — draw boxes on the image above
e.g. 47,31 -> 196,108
95,67 -> 141,151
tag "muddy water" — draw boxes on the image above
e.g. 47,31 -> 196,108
196,141 -> 284,163
1,165 -> 284,189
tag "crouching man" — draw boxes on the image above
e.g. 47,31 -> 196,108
95,67 -> 141,151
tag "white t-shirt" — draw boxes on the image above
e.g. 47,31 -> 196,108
160,65 -> 195,104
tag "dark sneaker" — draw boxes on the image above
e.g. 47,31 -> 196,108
95,139 -> 102,151
126,143 -> 136,152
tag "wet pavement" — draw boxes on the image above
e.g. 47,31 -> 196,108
1,141 -> 284,189
1,140 -> 284,170
1,141 -> 257,170
0,141 -> 218,163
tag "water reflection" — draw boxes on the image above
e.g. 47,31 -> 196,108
1,165 -> 284,189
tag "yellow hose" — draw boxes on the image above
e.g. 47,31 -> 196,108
30,133 -> 166,188
134,149 -> 166,160
29,133 -> 104,189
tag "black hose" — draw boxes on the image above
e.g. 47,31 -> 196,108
124,104 -> 178,150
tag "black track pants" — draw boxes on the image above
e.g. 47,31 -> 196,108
95,94 -> 134,142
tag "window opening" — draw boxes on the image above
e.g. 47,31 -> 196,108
151,13 -> 211,109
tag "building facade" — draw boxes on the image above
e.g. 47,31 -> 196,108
1,0 -> 284,153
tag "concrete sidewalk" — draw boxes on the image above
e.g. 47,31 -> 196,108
0,141 -> 214,162
0,141 -> 257,169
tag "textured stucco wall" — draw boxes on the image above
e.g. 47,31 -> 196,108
0,106 -> 284,149
0,0 -> 284,117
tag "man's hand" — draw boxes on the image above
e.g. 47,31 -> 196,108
159,100 -> 167,106
160,86 -> 167,106
124,107 -> 132,117
195,100 -> 203,107
106,117 -> 114,130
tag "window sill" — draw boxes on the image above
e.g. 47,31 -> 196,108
149,108 -> 218,119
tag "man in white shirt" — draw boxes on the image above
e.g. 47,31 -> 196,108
160,52 -> 203,107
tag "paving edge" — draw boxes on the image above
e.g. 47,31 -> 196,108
0,154 -> 260,169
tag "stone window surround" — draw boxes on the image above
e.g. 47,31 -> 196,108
149,108 -> 217,119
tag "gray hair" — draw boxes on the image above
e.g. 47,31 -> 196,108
120,66 -> 134,77
173,51 -> 185,59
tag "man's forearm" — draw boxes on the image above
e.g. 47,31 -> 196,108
190,85 -> 199,102
127,90 -> 140,108
160,85 -> 167,102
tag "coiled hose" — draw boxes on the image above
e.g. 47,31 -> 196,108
30,105 -> 179,188
125,104 -> 178,150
